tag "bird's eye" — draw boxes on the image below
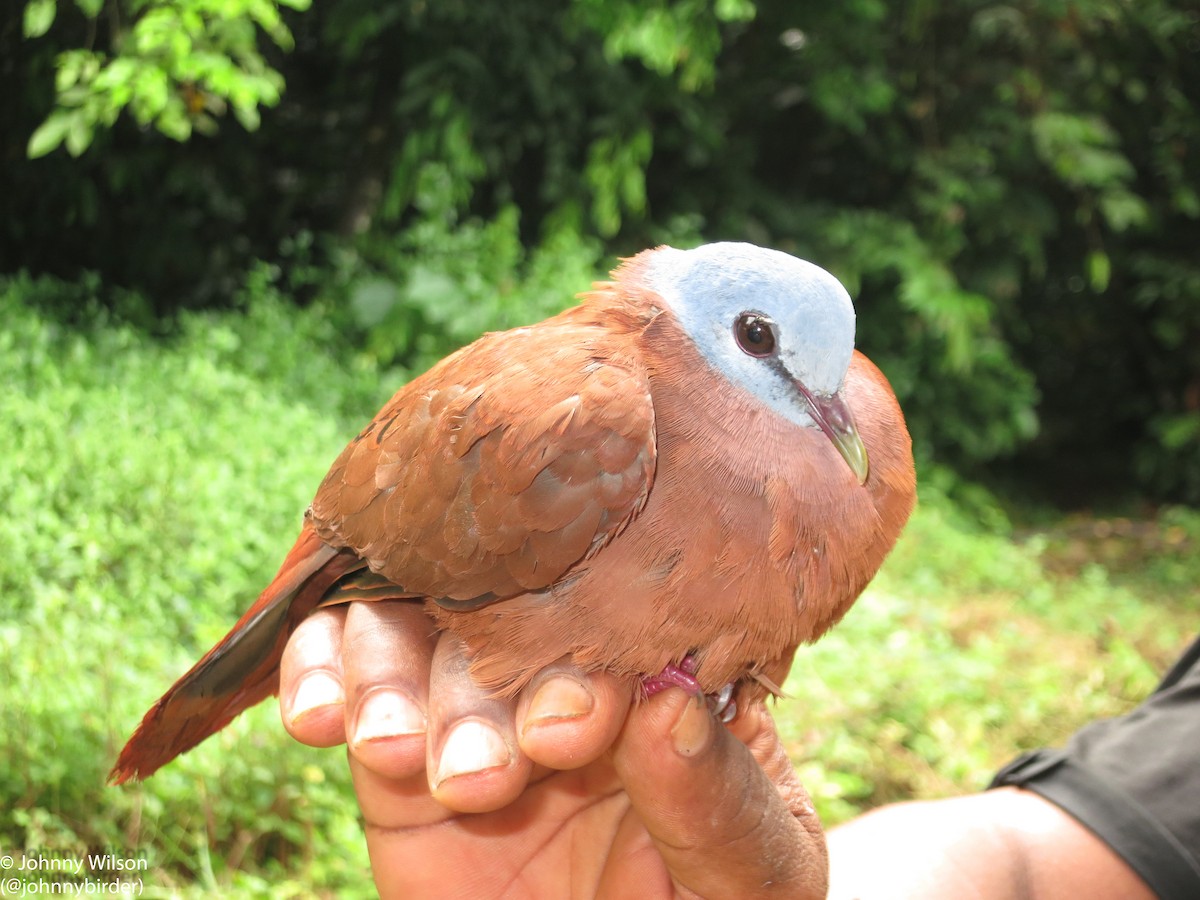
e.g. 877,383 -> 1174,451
733,313 -> 777,358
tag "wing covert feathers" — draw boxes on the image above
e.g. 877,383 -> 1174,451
306,303 -> 658,606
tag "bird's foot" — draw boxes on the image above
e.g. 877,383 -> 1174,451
707,681 -> 738,723
641,656 -> 738,723
641,659 -> 702,695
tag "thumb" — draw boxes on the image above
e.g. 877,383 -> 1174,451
612,689 -> 828,900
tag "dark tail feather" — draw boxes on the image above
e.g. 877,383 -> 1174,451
315,568 -> 419,607
109,523 -> 363,784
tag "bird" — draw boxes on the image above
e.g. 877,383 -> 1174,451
111,241 -> 916,783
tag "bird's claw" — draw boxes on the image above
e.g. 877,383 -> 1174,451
707,681 -> 738,723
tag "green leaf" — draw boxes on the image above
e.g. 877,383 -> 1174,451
26,110 -> 72,158
232,101 -> 261,131
1173,185 -> 1200,219
1156,413 -> 1200,451
715,0 -> 755,23
1030,111 -> 1134,191
64,111 -> 94,156
349,278 -> 399,327
131,66 -> 171,123
1098,190 -> 1149,232
23,0 -> 56,38
1086,251 -> 1111,292
156,100 -> 193,142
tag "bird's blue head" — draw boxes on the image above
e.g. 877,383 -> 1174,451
644,242 -> 868,483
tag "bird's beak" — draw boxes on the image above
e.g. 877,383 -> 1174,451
797,386 -> 870,485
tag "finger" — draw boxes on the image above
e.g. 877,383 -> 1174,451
425,632 -> 534,813
610,689 -> 829,900
280,606 -> 349,747
515,663 -> 631,771
732,701 -> 822,823
342,601 -> 437,779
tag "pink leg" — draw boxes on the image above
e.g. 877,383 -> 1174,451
641,658 -> 702,696
642,655 -> 738,723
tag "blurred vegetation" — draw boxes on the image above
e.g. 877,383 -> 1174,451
2,0 -> 1199,894
6,0 -> 1199,499
0,276 -> 377,896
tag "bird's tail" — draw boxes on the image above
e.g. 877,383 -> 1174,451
109,523 -> 363,784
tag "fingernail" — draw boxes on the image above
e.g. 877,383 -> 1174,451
671,694 -> 712,758
434,720 -> 512,786
353,689 -> 426,744
290,672 -> 343,723
524,675 -> 594,730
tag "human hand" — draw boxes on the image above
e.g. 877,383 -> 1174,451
280,601 -> 827,899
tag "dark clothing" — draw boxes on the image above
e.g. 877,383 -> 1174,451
992,635 -> 1200,899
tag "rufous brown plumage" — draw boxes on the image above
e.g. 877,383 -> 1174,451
111,242 -> 915,783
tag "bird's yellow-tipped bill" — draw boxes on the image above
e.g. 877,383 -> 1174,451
803,389 -> 870,485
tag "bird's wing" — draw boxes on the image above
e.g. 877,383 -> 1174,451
306,314 -> 657,607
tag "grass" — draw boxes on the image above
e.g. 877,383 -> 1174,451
0,275 -> 379,897
1,272 -> 1197,894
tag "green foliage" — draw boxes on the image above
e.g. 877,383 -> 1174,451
4,0 -> 1200,498
0,274 -> 376,895
331,207 -> 606,374
815,209 -> 1041,465
585,127 -> 653,238
702,0 -> 1200,497
570,0 -> 756,91
24,0 -> 306,157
